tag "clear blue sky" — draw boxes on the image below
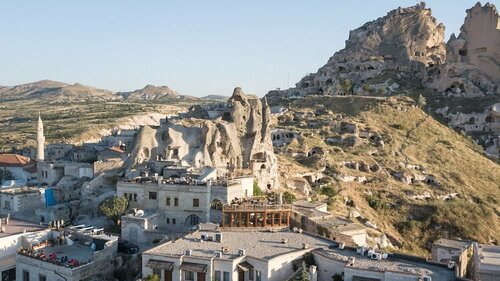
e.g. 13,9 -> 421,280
0,0 -> 490,97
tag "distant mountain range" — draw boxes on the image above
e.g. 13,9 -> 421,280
0,80 -> 229,102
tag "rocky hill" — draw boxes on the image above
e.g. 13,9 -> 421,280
0,80 -> 194,103
425,2 -> 500,158
267,2 -> 500,159
0,80 -> 121,103
118,84 -> 182,100
270,95 -> 499,254
265,2 -> 500,254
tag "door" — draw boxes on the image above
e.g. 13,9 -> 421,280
197,272 -> 206,281
164,270 -> 172,281
238,270 -> 245,281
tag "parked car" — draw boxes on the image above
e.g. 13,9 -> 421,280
118,240 -> 139,254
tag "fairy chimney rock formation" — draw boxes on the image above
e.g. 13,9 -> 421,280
126,87 -> 279,190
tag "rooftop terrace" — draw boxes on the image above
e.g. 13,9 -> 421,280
315,248 -> 455,280
0,218 -> 45,238
145,229 -> 334,260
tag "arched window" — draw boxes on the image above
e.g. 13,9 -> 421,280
185,214 -> 201,226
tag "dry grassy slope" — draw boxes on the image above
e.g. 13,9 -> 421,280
0,100 -> 188,151
273,95 -> 500,255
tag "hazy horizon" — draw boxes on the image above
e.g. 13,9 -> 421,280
0,0 -> 485,97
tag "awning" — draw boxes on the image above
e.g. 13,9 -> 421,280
146,259 -> 174,271
237,261 -> 254,271
180,262 -> 208,273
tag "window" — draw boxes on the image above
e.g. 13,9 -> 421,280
4,201 -> 10,210
123,193 -> 128,199
133,194 -> 137,202
129,193 -> 133,201
166,197 -> 171,206
185,271 -> 194,281
39,274 -> 47,281
149,192 -> 157,200
166,218 -> 170,224
249,269 -> 254,280
172,218 -> 176,224
256,270 -> 262,281
214,271 -> 221,281
193,198 -> 199,207
23,270 -> 29,281
1,268 -> 16,281
174,198 -> 179,206
223,271 -> 230,281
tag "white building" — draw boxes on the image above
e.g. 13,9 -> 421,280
15,226 -> 118,281
0,218 -> 46,281
142,226 -> 330,281
0,187 -> 45,218
0,154 -> 37,184
118,175 -> 253,243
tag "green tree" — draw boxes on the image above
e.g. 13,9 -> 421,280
143,274 -> 160,281
99,196 -> 129,226
283,191 -> 297,204
253,180 -> 264,196
295,261 -> 310,281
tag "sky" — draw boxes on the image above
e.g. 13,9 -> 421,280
0,0 -> 493,97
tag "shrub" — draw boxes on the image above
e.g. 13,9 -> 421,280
283,191 -> 297,204
253,180 -> 264,196
99,196 -> 129,226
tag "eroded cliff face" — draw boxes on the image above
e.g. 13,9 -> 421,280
126,87 -> 279,189
427,2 -> 500,158
427,2 -> 500,97
268,3 -> 445,98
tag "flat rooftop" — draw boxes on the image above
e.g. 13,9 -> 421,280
315,249 -> 455,280
477,244 -> 500,266
292,206 -> 330,217
433,238 -> 471,249
145,230 -> 334,260
0,219 -> 45,238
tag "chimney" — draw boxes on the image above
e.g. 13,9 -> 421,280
302,243 -> 309,249
185,249 -> 192,256
238,249 -> 246,256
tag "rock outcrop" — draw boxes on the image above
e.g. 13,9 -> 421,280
267,2 -> 445,99
426,2 -> 500,97
118,84 -> 181,100
427,2 -> 500,157
126,87 -> 279,189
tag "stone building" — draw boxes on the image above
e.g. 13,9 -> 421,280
0,218 -> 46,281
142,226 -> 330,281
117,174 -> 253,241
15,226 -> 118,281
0,154 -> 37,184
291,202 -> 367,247
312,247 -> 455,281
473,243 -> 500,281
431,238 -> 472,277
0,187 -> 45,218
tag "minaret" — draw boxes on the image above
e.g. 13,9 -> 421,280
36,112 -> 45,162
